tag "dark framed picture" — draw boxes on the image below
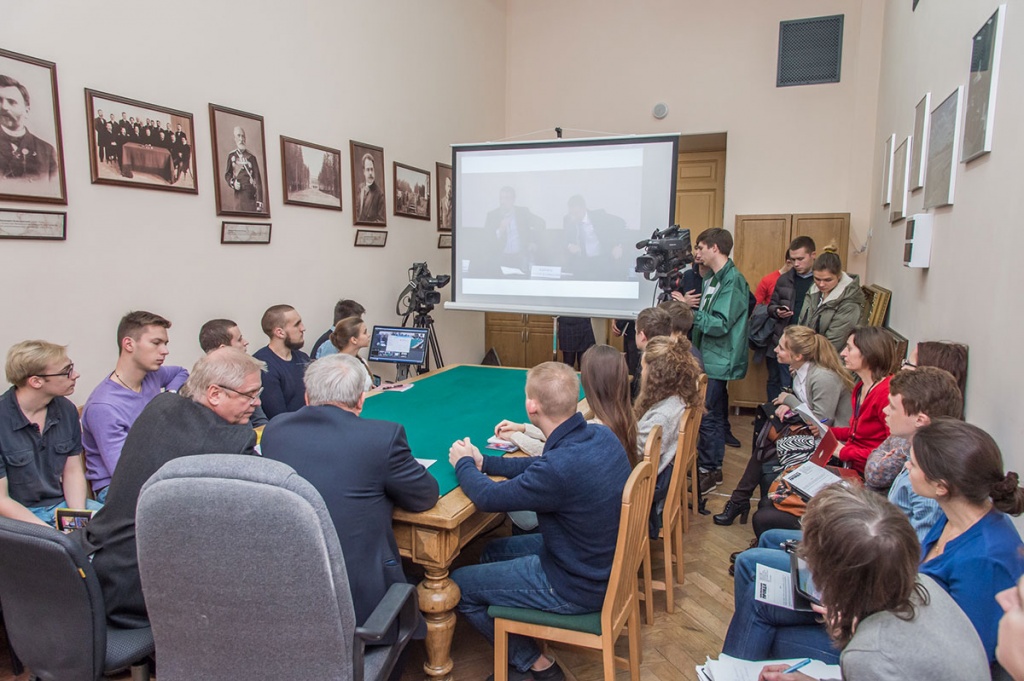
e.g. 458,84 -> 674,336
394,162 -> 431,220
436,162 -> 452,231
221,221 -> 271,244
0,208 -> 65,240
438,233 -> 452,249
354,229 -> 387,247
280,136 -> 342,211
0,48 -> 67,204
210,104 -> 270,217
85,89 -> 197,193
350,140 -> 386,227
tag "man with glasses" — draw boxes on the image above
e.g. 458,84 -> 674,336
0,340 -> 102,526
199,318 -> 268,426
82,310 -> 188,503
77,347 -> 264,629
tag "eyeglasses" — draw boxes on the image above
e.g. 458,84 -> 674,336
900,359 -> 917,369
36,363 -> 75,378
216,384 -> 264,404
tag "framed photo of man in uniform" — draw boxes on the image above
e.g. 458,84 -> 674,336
0,48 -> 67,204
84,89 -> 198,193
349,140 -> 387,227
210,104 -> 270,217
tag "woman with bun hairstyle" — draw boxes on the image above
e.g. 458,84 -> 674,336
796,249 -> 866,354
910,418 -> 1024,665
329,316 -> 374,391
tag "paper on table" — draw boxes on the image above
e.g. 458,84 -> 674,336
755,563 -> 794,610
699,654 -> 840,681
415,458 -> 435,469
500,266 -> 525,275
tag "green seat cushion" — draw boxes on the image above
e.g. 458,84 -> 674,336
487,606 -> 602,635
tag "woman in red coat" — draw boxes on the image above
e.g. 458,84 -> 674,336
831,326 -> 897,474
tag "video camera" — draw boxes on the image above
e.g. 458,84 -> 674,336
397,262 -> 451,318
634,225 -> 693,282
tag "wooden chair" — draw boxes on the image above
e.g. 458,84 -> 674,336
683,374 -> 709,528
490,460 -> 656,681
637,425 -> 663,625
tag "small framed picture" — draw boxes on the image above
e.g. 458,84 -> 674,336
0,208 -> 66,240
438,233 -> 452,249
85,89 -> 198,193
221,221 -> 271,244
393,162 -> 431,220
350,140 -> 387,227
354,229 -> 387,247
280,136 -> 342,210
210,104 -> 271,217
436,162 -> 452,231
0,48 -> 67,204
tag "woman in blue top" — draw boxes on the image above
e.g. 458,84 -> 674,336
908,419 -> 1024,666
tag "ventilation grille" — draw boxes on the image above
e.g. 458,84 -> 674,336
777,15 -> 844,87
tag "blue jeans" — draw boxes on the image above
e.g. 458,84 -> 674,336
451,534 -> 592,672
765,356 -> 793,402
28,498 -> 103,526
698,378 -> 728,470
95,486 -> 109,504
722,529 -> 838,663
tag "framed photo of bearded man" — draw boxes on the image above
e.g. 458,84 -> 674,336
350,140 -> 387,227
0,48 -> 67,204
210,103 -> 270,217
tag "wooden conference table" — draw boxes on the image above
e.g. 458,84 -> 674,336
361,364 -> 532,681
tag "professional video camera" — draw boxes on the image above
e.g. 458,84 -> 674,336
397,262 -> 451,317
634,225 -> 693,299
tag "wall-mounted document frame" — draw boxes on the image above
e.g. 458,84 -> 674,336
924,86 -> 963,210
910,93 -> 930,191
880,133 -> 894,207
962,4 -> 1006,163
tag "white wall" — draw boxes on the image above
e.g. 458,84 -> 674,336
1,0 -> 506,397
867,0 -> 1024,509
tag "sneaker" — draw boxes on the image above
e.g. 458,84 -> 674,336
698,469 -> 720,495
486,661 -> 565,681
715,468 -> 723,484
725,433 -> 742,448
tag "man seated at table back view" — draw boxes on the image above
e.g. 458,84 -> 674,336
260,353 -> 438,646
78,348 -> 263,629
82,310 -> 188,503
252,304 -> 309,419
449,361 -> 632,681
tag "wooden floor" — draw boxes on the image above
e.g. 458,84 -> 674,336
0,412 -> 759,681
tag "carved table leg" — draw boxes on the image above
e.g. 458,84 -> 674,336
419,566 -> 461,681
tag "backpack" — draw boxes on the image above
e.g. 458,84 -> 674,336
747,303 -> 776,362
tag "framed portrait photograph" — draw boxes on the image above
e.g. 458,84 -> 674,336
962,4 -> 1006,163
280,136 -> 342,210
0,48 -> 67,204
350,140 -> 386,227
210,104 -> 270,217
438,233 -> 452,249
85,89 -> 197,193
0,208 -> 65,240
394,162 -> 431,220
436,162 -> 452,231
354,229 -> 387,247
221,221 -> 271,244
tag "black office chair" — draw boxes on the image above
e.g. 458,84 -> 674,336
136,454 -> 419,681
0,517 -> 153,681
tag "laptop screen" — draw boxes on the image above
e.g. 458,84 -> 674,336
368,326 -> 429,365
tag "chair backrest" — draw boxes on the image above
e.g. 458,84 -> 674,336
135,454 -> 358,681
641,424 -> 663,477
664,405 -> 699,513
602,460 -> 656,635
0,516 -> 106,681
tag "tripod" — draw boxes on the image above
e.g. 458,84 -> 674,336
396,307 -> 444,381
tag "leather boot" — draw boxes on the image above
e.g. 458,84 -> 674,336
713,499 -> 751,526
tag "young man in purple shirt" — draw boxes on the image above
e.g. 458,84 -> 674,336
81,311 -> 188,501
252,304 -> 309,419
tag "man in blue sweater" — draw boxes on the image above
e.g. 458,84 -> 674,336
252,304 -> 309,419
449,362 -> 632,681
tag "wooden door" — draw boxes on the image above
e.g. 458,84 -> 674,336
792,213 -> 851,265
524,316 -> 556,367
484,313 -> 526,367
675,151 -> 726,234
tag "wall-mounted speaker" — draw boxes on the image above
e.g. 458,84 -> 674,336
652,103 -> 669,120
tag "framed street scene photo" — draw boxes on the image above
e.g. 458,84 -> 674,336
0,48 -> 67,204
436,162 -> 452,231
0,208 -> 65,240
281,136 -> 342,210
85,89 -> 197,193
393,162 -> 430,220
350,140 -> 386,227
221,221 -> 271,244
354,229 -> 387,247
210,104 -> 270,217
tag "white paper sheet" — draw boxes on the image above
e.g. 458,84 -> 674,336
755,563 -> 794,610
699,654 -> 840,681
415,458 -> 435,469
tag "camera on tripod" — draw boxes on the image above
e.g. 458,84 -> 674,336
634,225 -> 694,300
401,262 -> 451,314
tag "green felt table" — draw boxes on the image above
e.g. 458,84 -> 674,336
362,365 -> 532,495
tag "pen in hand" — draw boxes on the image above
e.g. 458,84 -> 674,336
781,658 -> 811,674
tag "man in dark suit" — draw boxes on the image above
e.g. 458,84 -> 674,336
484,186 -> 544,274
77,348 -> 263,628
94,108 -> 107,161
224,125 -> 265,213
261,353 -> 438,641
0,74 -> 59,182
562,194 -> 627,280
356,152 -> 386,223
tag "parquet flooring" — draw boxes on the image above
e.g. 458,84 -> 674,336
0,411 -> 759,681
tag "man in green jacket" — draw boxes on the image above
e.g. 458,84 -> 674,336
680,228 -> 750,490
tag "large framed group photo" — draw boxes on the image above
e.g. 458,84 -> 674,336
0,48 -> 67,204
210,104 -> 270,218
85,89 -> 197,193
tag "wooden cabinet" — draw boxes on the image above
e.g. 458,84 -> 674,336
729,213 -> 851,408
484,313 -> 555,368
